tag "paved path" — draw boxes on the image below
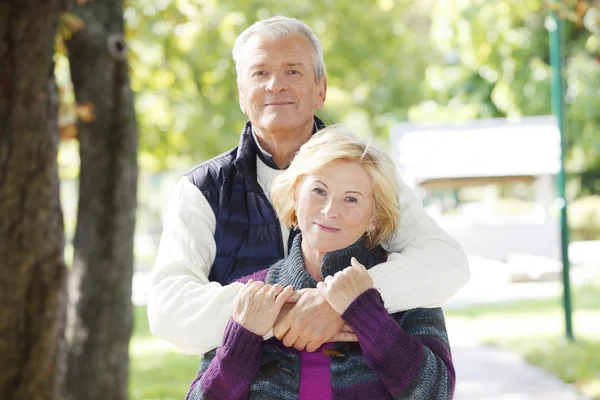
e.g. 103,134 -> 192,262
451,341 -> 589,400
446,261 -> 596,400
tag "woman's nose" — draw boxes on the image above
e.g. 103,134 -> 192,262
321,200 -> 339,218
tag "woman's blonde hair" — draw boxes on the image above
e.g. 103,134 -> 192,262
270,125 -> 401,248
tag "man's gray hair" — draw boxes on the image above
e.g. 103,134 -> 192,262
232,15 -> 326,85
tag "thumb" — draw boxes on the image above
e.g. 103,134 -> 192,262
316,281 -> 327,298
350,257 -> 367,271
285,287 -> 309,303
275,286 -> 294,309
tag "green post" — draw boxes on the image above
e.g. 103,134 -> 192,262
549,3 -> 574,341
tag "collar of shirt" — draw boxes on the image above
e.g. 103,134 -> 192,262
250,121 -> 319,171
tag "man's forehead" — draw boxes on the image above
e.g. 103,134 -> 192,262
247,60 -> 307,69
242,33 -> 311,55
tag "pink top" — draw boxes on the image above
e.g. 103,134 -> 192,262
298,343 -> 334,399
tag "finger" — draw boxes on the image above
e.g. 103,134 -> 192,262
269,285 -> 283,299
273,315 -> 291,340
351,257 -> 367,271
259,284 -> 274,295
270,283 -> 283,294
305,341 -> 321,353
285,291 -> 302,303
327,332 -> 358,343
282,330 -> 300,348
316,281 -> 327,297
275,286 -> 294,308
324,275 -> 334,285
248,280 -> 265,293
341,323 -> 354,333
284,287 -> 306,303
293,336 -> 310,352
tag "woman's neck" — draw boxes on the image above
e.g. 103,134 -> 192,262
300,239 -> 325,282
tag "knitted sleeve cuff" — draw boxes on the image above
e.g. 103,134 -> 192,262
220,318 -> 263,362
341,288 -> 400,348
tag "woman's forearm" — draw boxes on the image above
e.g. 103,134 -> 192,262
341,289 -> 455,399
186,319 -> 263,400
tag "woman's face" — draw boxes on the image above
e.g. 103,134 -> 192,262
295,160 -> 377,254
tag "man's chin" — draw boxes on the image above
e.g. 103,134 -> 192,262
257,116 -> 300,132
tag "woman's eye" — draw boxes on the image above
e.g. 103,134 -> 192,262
345,197 -> 358,203
313,188 -> 326,195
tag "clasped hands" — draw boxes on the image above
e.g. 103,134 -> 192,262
232,257 -> 373,352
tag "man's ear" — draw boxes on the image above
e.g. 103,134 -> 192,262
238,90 -> 246,114
315,76 -> 327,110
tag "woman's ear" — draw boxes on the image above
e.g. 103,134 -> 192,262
369,217 -> 377,233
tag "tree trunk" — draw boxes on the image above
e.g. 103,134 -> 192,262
64,0 -> 138,399
0,1 -> 68,399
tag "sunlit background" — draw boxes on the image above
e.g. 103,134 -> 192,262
53,0 -> 599,398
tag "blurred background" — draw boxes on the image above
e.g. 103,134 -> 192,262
50,0 -> 599,398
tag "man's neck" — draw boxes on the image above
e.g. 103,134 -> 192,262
253,122 -> 314,169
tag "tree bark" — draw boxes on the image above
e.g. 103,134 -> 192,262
0,1 -> 68,399
64,0 -> 138,399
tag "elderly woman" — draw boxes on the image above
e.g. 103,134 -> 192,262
186,126 -> 455,399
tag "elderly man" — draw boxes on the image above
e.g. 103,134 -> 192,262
148,15 -> 470,355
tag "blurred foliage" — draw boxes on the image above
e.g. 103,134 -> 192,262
56,0 -> 600,179
411,0 -> 600,174
569,195 -> 600,240
123,0 -> 438,170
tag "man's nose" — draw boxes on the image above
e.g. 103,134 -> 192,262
266,73 -> 287,92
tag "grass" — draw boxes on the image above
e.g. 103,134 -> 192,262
129,306 -> 200,400
446,283 -> 600,399
129,284 -> 600,399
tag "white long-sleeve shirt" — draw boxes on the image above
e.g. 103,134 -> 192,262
147,157 -> 470,355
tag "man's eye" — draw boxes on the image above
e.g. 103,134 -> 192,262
288,70 -> 299,75
253,71 -> 266,76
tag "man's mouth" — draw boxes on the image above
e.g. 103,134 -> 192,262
265,101 -> 294,106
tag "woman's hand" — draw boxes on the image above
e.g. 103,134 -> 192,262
232,280 -> 294,336
316,257 -> 374,314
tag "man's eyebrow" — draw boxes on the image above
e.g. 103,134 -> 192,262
248,62 -> 266,69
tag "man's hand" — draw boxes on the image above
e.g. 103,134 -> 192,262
273,288 -> 356,352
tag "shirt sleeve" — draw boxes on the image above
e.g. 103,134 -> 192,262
147,176 -> 244,354
368,177 -> 470,312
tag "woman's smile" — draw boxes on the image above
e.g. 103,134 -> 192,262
313,222 -> 340,232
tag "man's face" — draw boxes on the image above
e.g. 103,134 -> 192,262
237,33 -> 327,134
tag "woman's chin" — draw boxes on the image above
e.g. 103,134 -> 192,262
307,236 -> 354,254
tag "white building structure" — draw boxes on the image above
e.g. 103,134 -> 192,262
391,116 -> 562,262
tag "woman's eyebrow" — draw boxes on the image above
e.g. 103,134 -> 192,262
345,190 -> 364,197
